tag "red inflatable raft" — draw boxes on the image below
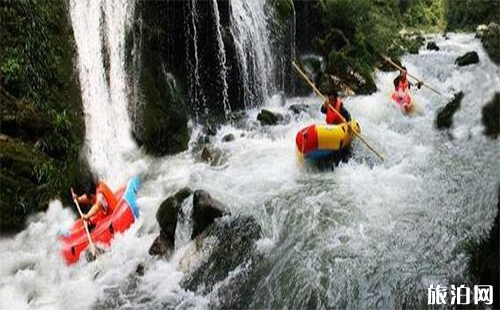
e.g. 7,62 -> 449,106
59,177 -> 140,265
391,91 -> 413,113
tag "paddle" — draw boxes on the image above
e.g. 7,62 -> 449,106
71,188 -> 98,259
381,55 -> 444,96
292,61 -> 385,161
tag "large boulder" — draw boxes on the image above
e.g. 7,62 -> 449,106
191,190 -> 230,239
257,109 -> 279,126
150,188 -> 192,257
436,92 -> 464,129
181,216 -> 262,306
455,51 -> 480,67
481,22 -> 500,65
482,93 -> 500,139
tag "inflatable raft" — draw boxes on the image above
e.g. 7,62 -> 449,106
59,177 -> 140,265
296,120 -> 361,161
391,91 -> 413,114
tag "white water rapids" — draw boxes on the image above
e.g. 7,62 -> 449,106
0,31 -> 498,309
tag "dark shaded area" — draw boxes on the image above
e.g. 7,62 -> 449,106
467,185 -> 499,309
0,1 -> 89,232
436,92 -> 464,130
191,189 -> 229,239
128,1 -> 189,156
481,93 -> 500,139
181,216 -> 262,304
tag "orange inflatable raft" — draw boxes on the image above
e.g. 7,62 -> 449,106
59,177 -> 140,265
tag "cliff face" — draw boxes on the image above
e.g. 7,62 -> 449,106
0,1 -> 89,233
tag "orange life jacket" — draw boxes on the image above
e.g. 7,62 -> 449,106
396,78 -> 409,91
326,98 -> 343,125
96,181 -> 117,216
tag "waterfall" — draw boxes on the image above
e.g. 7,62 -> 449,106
185,0 -> 207,121
212,0 -> 231,116
69,0 -> 136,186
230,0 -> 276,108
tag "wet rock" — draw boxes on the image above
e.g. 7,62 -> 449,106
426,41 -> 440,51
257,109 -> 279,126
149,232 -> 174,258
436,92 -> 464,129
200,145 -> 225,166
455,51 -> 479,67
135,263 -> 145,276
289,104 -> 310,115
482,22 -> 500,65
482,93 -> 500,139
150,188 -> 192,257
181,216 -> 262,299
201,146 -> 213,162
222,133 -> 235,143
191,190 -> 230,239
476,24 -> 488,39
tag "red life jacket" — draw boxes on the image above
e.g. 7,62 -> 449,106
96,181 -> 117,216
326,98 -> 343,125
396,78 -> 409,91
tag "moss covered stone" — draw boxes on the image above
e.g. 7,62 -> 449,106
0,1 -> 88,232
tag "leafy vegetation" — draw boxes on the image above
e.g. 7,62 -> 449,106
308,0 -> 499,95
0,1 -> 89,232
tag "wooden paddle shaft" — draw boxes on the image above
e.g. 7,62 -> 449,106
74,198 -> 97,257
383,56 -> 443,96
292,61 -> 385,161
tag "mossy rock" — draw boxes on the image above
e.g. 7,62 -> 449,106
482,22 -> 500,65
257,109 -> 279,126
0,1 -> 88,232
436,92 -> 464,129
455,51 -> 480,67
482,93 -> 500,139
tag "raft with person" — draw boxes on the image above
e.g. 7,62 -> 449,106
59,176 -> 140,265
296,121 -> 361,161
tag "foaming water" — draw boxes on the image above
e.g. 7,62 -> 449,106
69,0 -> 138,187
0,34 -> 498,309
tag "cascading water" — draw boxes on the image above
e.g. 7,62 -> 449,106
211,0 -> 231,117
69,0 -> 137,187
230,0 -> 276,107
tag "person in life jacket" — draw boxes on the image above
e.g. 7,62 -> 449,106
71,180 -> 118,223
393,67 -> 423,95
320,90 -> 351,125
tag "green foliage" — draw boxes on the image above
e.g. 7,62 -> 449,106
0,0 -> 88,232
445,0 -> 500,31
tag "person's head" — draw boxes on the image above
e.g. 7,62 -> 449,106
400,67 -> 407,79
328,89 -> 338,100
84,181 -> 97,199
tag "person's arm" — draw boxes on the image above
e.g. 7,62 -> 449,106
83,200 -> 102,220
340,106 -> 351,122
393,76 -> 400,90
321,101 -> 328,114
